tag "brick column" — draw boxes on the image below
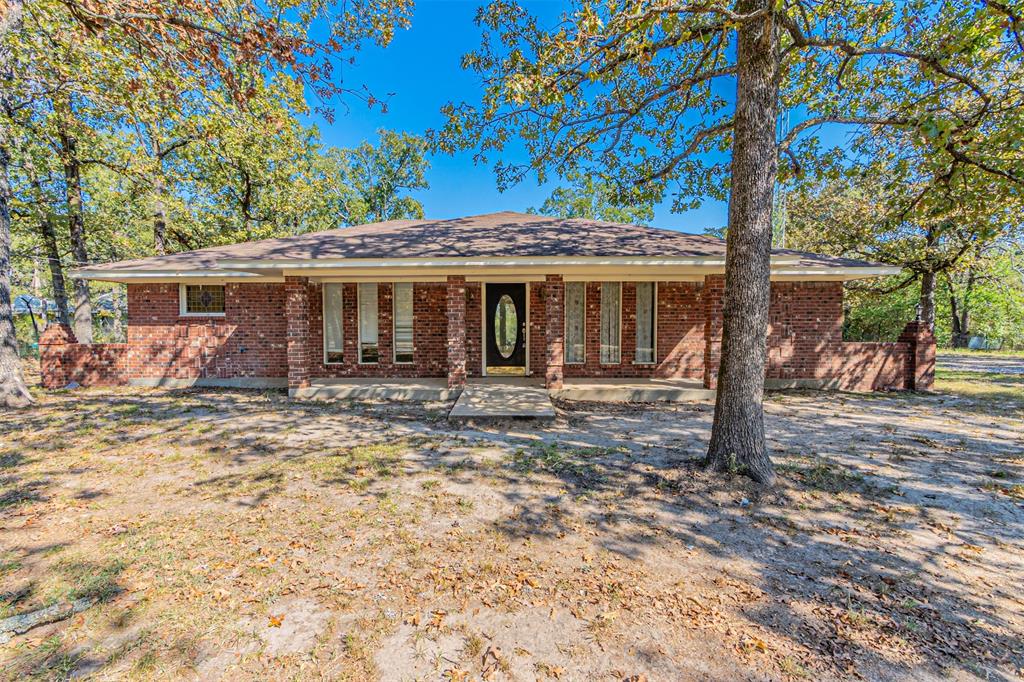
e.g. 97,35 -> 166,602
446,275 -> 467,389
898,320 -> 936,390
38,323 -> 77,389
285,276 -> 311,394
702,274 -> 725,389
544,275 -> 564,389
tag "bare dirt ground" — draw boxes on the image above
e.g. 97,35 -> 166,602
938,352 -> 1024,376
1,367 -> 1022,681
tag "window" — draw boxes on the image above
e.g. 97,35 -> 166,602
393,283 -> 414,363
323,283 -> 344,364
635,282 -> 656,364
180,284 -> 225,316
600,282 -> 621,364
358,283 -> 379,363
564,282 -> 585,363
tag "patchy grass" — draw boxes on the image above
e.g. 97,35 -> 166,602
0,383 -> 1021,680
934,369 -> 1024,410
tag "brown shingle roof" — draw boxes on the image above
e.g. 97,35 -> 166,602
81,211 -> 878,271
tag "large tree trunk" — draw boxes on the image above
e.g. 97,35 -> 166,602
0,0 -> 33,407
949,292 -> 964,347
919,270 -> 936,331
705,0 -> 779,486
0,144 -> 32,407
57,123 -> 92,343
39,205 -> 70,327
23,156 -> 71,327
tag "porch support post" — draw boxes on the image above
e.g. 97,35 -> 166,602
703,274 -> 725,390
544,274 -> 564,389
285,276 -> 311,395
446,275 -> 467,389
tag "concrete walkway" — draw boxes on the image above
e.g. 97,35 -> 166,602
448,382 -> 556,419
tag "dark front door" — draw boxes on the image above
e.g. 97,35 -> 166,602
485,283 -> 527,374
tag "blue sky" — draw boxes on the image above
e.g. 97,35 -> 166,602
306,1 -> 730,234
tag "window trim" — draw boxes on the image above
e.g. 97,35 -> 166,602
322,283 -> 345,366
357,282 -> 379,365
563,281 -> 586,365
599,281 -> 622,365
392,282 -> 414,365
178,283 -> 226,317
634,281 -> 658,365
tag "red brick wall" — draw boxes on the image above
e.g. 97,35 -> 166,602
704,278 -> 920,391
308,282 -> 448,378
39,324 -> 129,388
127,283 -> 288,380
38,275 -> 934,393
563,281 -> 705,379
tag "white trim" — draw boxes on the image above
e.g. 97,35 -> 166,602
220,256 -> 744,269
561,274 -> 703,282
564,280 -> 586,365
312,275 -> 449,283
480,283 -> 487,378
178,283 -> 226,317
525,282 -> 531,376
74,269 -> 281,283
466,274 -> 547,283
482,282 -> 529,377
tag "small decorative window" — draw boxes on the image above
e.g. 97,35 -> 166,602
635,282 -> 656,364
599,282 -> 621,364
393,283 -> 414,363
180,284 -> 225,315
358,283 -> 379,363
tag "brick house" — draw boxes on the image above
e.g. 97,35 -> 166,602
39,211 -> 935,396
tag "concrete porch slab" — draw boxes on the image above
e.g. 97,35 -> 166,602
448,382 -> 556,419
552,378 -> 715,403
292,378 -> 458,401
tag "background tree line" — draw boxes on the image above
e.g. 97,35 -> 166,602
3,0 -> 425,359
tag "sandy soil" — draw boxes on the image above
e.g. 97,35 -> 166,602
1,378 -> 1022,681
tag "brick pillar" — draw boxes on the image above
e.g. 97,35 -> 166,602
285,276 -> 311,394
544,275 -> 565,389
702,275 -> 725,389
446,275 -> 467,389
898,320 -> 936,390
38,323 -> 77,389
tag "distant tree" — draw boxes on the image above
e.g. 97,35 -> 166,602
340,130 -> 429,224
529,174 -> 654,225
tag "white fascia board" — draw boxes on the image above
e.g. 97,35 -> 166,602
770,266 -> 902,280
217,256 -> 744,269
69,269 -> 284,283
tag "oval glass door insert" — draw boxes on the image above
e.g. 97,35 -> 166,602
494,294 -> 518,358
